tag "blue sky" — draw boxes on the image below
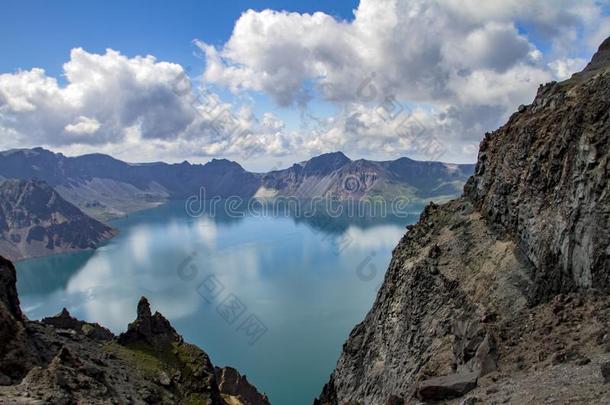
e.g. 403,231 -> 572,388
0,0 -> 358,78
0,0 -> 608,169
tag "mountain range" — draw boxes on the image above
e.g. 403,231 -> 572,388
0,148 -> 474,221
0,179 -> 116,261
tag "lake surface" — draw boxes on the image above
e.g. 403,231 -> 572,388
15,200 -> 416,404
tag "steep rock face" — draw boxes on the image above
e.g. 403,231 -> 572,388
0,179 -> 117,261
465,39 -> 610,297
317,200 -> 536,404
0,255 -> 268,404
0,257 -> 44,385
317,37 -> 610,404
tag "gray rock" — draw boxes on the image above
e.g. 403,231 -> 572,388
156,371 -> 171,387
601,362 -> 610,383
416,371 -> 478,401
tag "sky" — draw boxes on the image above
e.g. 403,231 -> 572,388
0,0 -> 609,171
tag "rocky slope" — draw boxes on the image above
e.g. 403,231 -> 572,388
0,255 -> 269,404
316,37 -> 610,404
258,152 -> 473,204
0,179 -> 117,261
0,149 -> 260,221
0,148 -> 473,221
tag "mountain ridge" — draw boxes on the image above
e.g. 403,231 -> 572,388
0,148 -> 475,221
0,179 -> 117,261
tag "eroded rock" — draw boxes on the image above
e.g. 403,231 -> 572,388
117,296 -> 181,346
214,366 -> 270,405
416,371 -> 478,402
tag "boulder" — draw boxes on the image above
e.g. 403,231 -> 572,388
416,371 -> 478,402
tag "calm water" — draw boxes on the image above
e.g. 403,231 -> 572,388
15,201 -> 415,404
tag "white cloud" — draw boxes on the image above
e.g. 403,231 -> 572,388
0,0 -> 608,166
194,0 -> 608,163
0,48 -> 295,162
198,0 -> 607,106
0,48 -> 196,146
65,116 -> 101,135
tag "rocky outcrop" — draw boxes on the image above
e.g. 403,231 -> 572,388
415,371 -> 478,401
41,308 -> 114,341
0,255 -> 22,321
0,255 -> 267,404
0,256 -> 39,385
464,40 -> 610,298
317,37 -> 610,404
118,296 -> 181,346
215,366 -> 271,405
0,179 -> 117,261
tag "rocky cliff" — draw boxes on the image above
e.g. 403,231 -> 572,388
0,179 -> 117,261
0,256 -> 269,404
316,37 -> 610,404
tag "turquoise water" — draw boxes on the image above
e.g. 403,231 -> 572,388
15,201 -> 415,404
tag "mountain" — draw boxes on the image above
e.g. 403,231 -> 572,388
0,148 -> 259,221
0,179 -> 117,261
257,151 -> 474,203
0,148 -> 474,221
0,256 -> 269,404
316,37 -> 610,404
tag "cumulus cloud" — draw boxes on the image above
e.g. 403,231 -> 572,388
198,0 -> 607,106
1,0 -> 608,166
195,0 -> 609,162
64,116 -> 101,135
0,48 -> 294,161
0,48 -> 196,146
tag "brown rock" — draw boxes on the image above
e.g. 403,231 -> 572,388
42,308 -> 114,341
214,366 -> 270,405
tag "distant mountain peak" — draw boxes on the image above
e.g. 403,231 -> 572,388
303,151 -> 351,175
204,158 -> 245,172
